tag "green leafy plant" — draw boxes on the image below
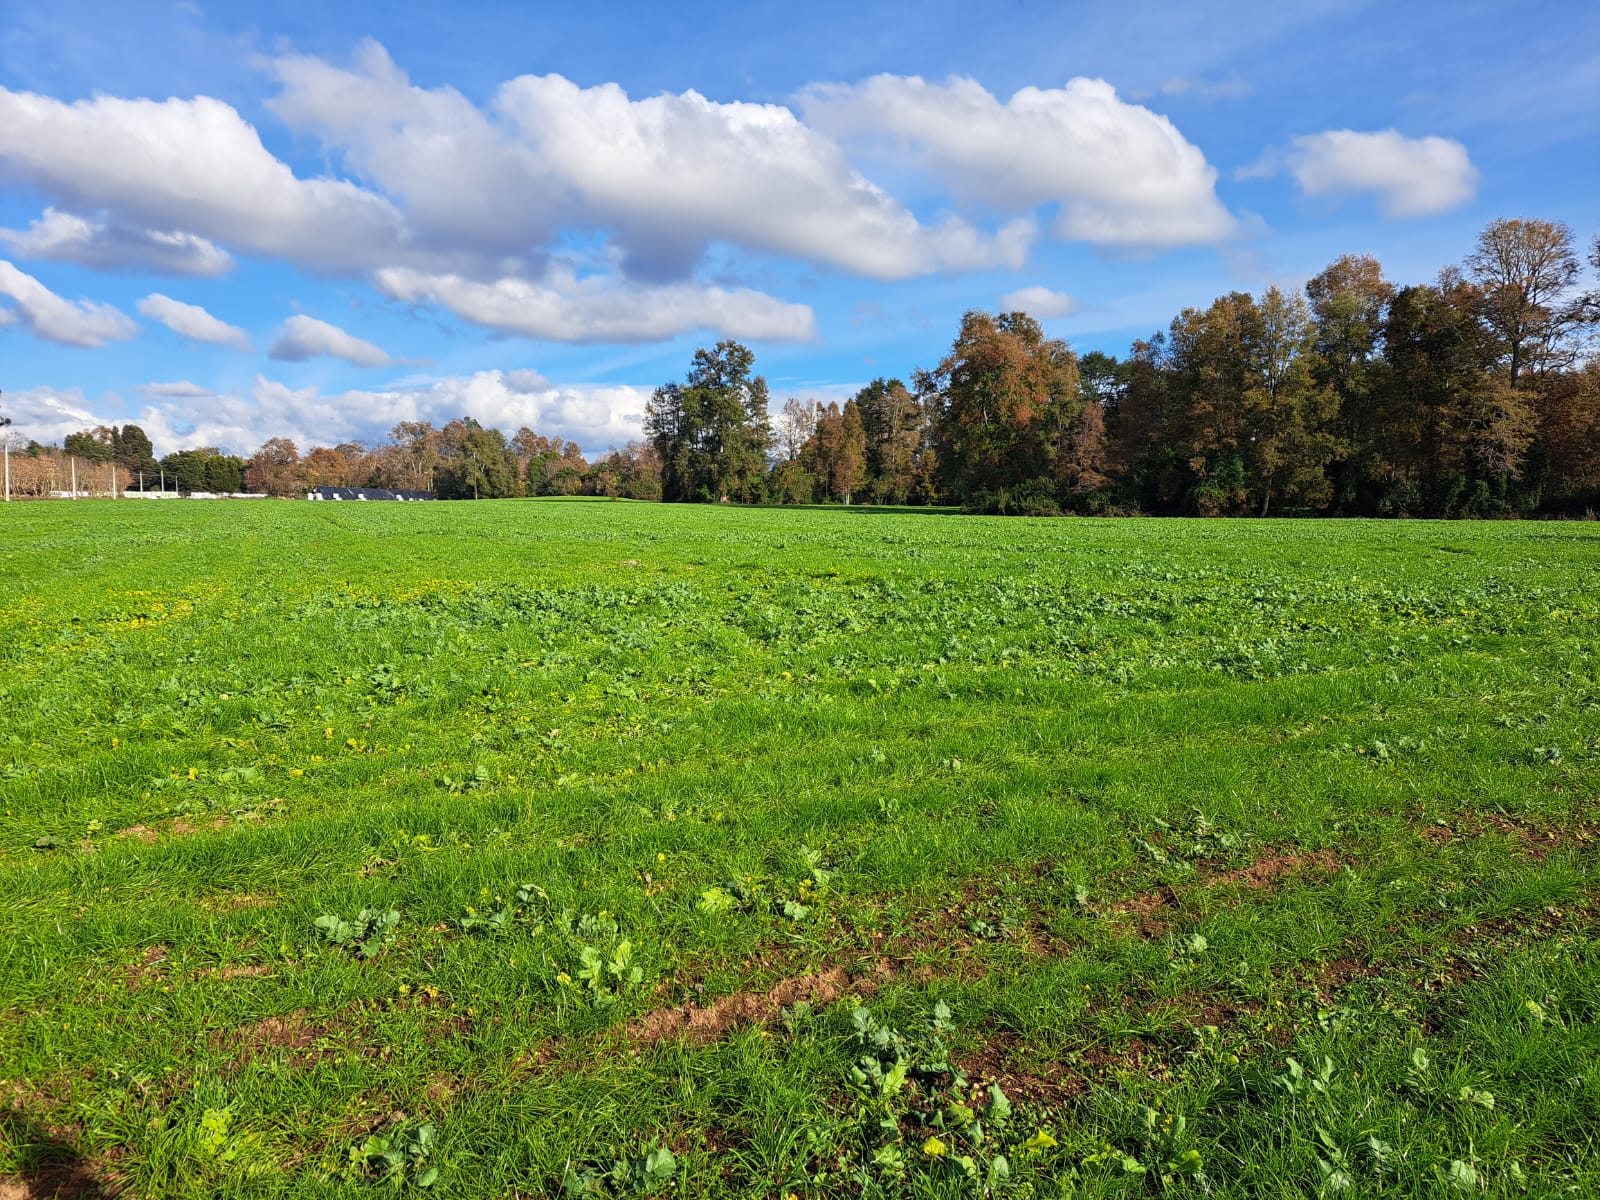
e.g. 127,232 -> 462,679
1272,1055 -> 1336,1100
553,910 -> 644,1008
314,908 -> 400,959
349,1122 -> 440,1188
842,1003 -> 1047,1193
563,1146 -> 677,1196
457,903 -> 516,935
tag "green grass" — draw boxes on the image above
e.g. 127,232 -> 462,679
1,499 -> 1597,1198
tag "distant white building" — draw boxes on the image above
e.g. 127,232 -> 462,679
307,486 -> 434,501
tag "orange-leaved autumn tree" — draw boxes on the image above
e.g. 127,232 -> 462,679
808,399 -> 867,502
919,310 -> 1080,509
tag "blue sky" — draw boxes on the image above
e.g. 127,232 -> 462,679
0,0 -> 1595,457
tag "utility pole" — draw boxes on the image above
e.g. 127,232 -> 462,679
3,440 -> 9,502
70,456 -> 77,499
111,463 -> 118,498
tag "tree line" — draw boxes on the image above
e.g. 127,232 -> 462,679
26,216 -> 1600,516
647,218 -> 1600,517
12,417 -> 663,501
236,423 -> 662,501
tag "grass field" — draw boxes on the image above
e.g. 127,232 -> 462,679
2,499 -> 1598,1199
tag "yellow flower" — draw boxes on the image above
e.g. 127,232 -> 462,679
288,769 -> 304,777
922,1136 -> 947,1158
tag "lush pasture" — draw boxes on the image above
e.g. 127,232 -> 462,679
1,499 -> 1597,1199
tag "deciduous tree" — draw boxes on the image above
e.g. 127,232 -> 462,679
809,399 -> 867,502
645,341 -> 772,503
245,438 -> 306,497
919,311 -> 1080,509
1466,218 -> 1581,388
854,379 -> 924,503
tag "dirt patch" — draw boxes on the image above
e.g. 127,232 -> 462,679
1080,1037 -> 1163,1080
117,945 -> 169,992
1143,992 -> 1263,1029
1479,814 -> 1551,859
1207,849 -> 1343,890
1106,888 -> 1175,937
327,1105 -> 408,1146
114,817 -> 231,845
0,1163 -> 106,1200
959,1034 -> 1085,1107
1314,955 -> 1383,992
212,964 -> 274,981
626,961 -> 889,1048
169,818 -> 231,838
422,1074 -> 456,1105
211,1011 -> 332,1067
1467,811 -> 1599,862
0,1106 -> 121,1199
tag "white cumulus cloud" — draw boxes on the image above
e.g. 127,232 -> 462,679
798,74 -> 1237,248
0,260 -> 137,347
375,266 -> 817,344
0,208 -> 234,276
1248,129 -> 1479,218
138,293 -> 252,349
0,385 -> 112,445
267,314 -> 393,367
266,41 -> 1029,282
0,85 -> 408,273
999,285 -> 1082,319
0,45 -> 1252,351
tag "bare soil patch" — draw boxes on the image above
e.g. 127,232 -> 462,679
1106,887 -> 1176,937
1206,849 -> 1343,889
116,946 -> 168,992
211,1011 -> 333,1067
959,1033 -> 1085,1106
627,960 -> 891,1048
